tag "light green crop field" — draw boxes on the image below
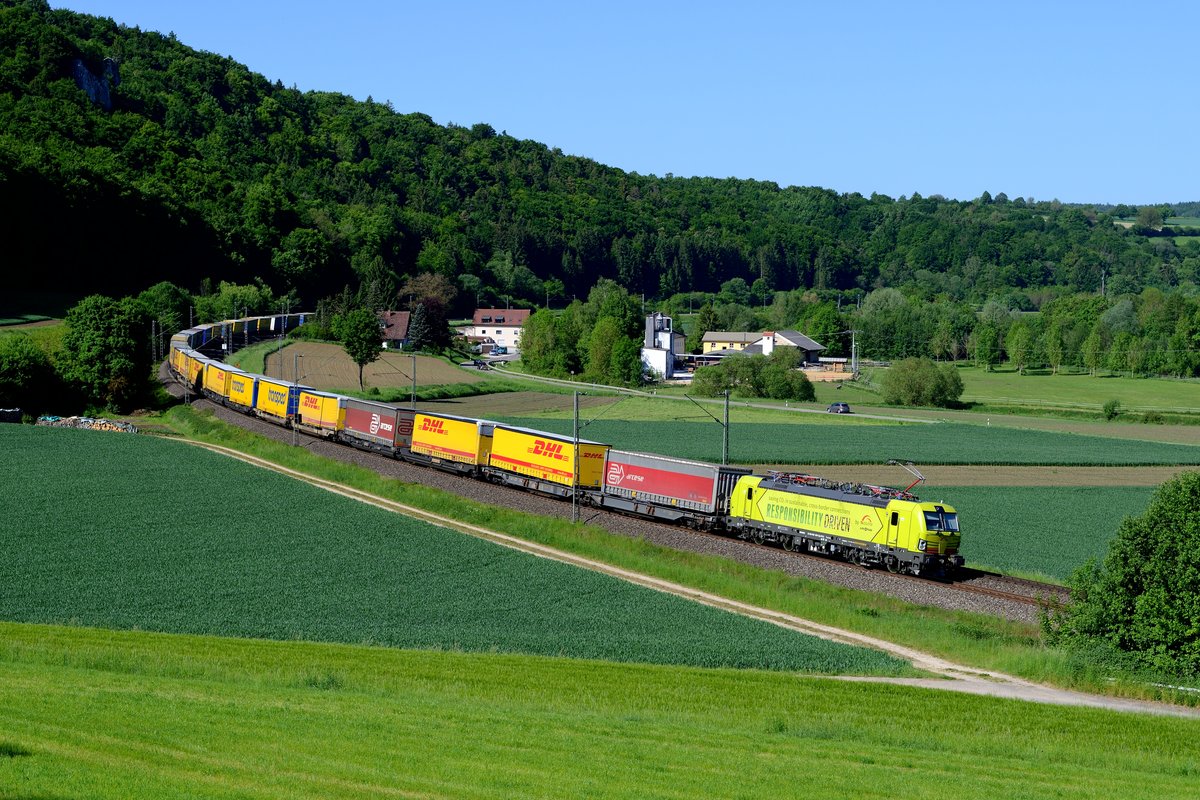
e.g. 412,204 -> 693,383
495,415 -> 1200,466
2,624 -> 1198,800
0,424 -> 903,675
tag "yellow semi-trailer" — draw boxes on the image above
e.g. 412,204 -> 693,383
295,390 -> 342,437
409,412 -> 495,474
486,424 -> 610,498
254,376 -> 310,424
728,472 -> 963,575
226,371 -> 258,410
203,362 -> 242,402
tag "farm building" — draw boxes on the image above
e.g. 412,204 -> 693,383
699,330 -> 825,364
462,308 -> 531,351
640,312 -> 687,379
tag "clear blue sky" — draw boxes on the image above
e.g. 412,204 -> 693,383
53,1 -> 1198,206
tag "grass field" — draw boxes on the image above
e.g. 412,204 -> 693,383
947,366 -> 1200,413
492,415 -> 1200,466
0,424 -> 905,675
2,624 -> 1198,800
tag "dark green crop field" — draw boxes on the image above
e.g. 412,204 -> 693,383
940,486 -> 1155,581
0,425 -> 904,675
496,417 -> 1200,466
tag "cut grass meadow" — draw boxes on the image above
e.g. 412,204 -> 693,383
2,623 -> 1198,800
0,424 -> 905,676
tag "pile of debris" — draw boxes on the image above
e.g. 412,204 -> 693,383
35,415 -> 138,434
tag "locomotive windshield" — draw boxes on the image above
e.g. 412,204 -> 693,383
923,510 -> 960,533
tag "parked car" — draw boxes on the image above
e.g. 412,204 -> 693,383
827,402 -> 852,414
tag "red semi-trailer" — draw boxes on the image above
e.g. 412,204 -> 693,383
340,399 -> 415,456
598,450 -> 750,526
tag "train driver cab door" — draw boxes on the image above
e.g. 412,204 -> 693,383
887,511 -> 900,548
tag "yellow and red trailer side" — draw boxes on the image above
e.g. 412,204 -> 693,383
410,412 -> 494,468
296,390 -> 342,435
488,425 -> 610,489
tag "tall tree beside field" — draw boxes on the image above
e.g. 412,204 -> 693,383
0,333 -> 56,415
1043,322 -> 1065,374
1006,324 -> 1032,372
58,295 -> 152,412
331,308 -> 382,390
1082,328 -> 1104,375
1048,471 -> 1200,678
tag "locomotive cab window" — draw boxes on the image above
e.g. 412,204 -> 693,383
890,512 -> 898,526
923,510 -> 959,532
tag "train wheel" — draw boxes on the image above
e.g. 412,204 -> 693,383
781,535 -> 796,552
885,557 -> 900,574
752,530 -> 766,545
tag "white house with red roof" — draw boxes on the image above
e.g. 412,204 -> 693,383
462,308 -> 531,351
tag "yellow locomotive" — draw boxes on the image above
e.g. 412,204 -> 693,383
728,470 -> 962,576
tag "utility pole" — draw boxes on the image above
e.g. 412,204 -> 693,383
411,354 -> 418,410
292,353 -> 302,446
572,390 -> 580,523
722,390 -> 729,465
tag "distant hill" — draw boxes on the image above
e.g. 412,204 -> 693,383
2,0 -> 1197,311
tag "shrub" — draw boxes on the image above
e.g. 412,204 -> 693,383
1102,399 -> 1122,421
1045,471 -> 1200,678
880,358 -> 963,407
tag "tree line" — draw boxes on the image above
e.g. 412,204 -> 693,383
4,1 -> 1200,323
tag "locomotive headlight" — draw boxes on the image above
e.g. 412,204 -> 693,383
917,539 -> 927,552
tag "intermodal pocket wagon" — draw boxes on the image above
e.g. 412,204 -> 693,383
339,399 -> 415,456
598,450 -> 750,526
409,412 -> 495,474
486,424 -> 610,498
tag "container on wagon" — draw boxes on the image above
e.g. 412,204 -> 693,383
410,412 -> 494,466
254,376 -> 307,422
489,424 -> 609,488
204,362 -> 243,401
227,371 -> 258,409
296,390 -> 343,434
602,450 -> 750,514
342,399 -> 415,449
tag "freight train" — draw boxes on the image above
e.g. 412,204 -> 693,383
168,318 -> 963,577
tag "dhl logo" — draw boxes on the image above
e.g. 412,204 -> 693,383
582,451 -> 604,459
529,439 -> 568,461
420,418 -> 447,435
302,395 -> 321,409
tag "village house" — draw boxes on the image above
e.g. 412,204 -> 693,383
379,310 -> 410,349
462,308 -> 532,351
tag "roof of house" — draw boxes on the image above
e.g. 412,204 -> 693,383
701,331 -> 762,344
771,330 -> 825,351
701,330 -> 825,351
472,308 -> 531,326
380,310 -> 410,339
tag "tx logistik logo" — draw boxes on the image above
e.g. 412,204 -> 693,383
529,439 -> 568,461
420,418 -> 447,435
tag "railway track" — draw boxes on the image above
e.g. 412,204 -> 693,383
160,368 -> 1057,622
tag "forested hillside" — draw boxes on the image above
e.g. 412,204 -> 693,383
3,0 -> 1198,314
